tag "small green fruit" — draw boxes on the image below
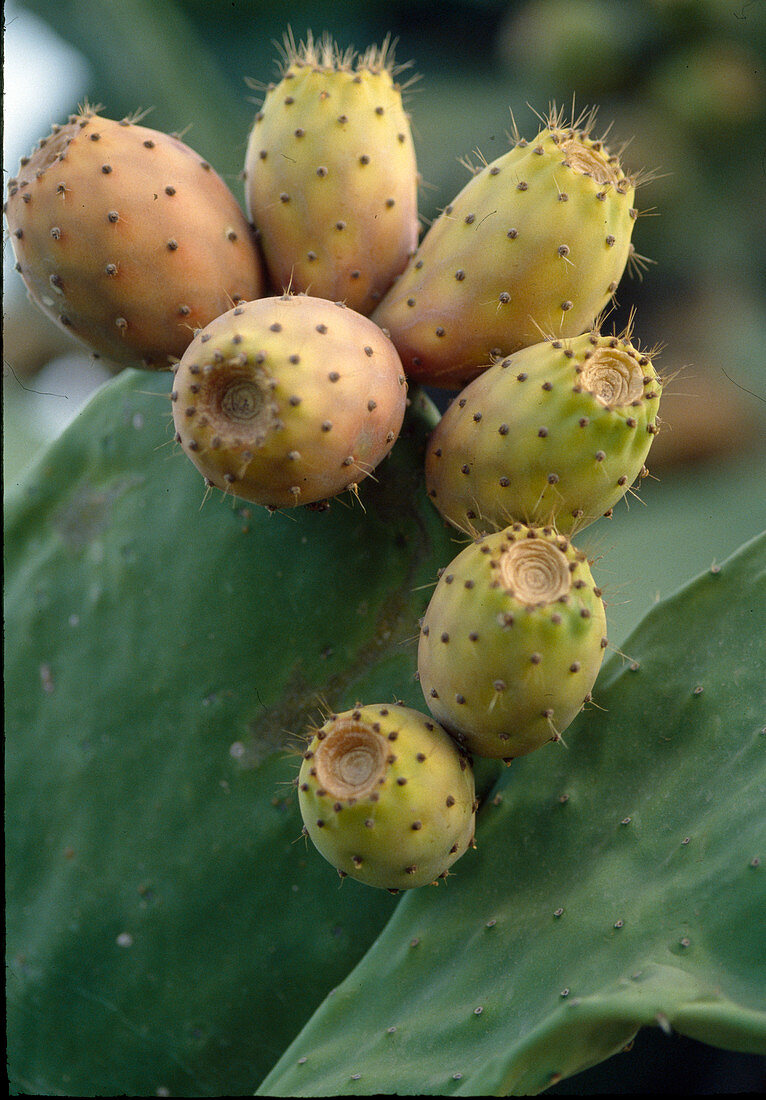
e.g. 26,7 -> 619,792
418,525 -> 608,759
298,704 -> 476,890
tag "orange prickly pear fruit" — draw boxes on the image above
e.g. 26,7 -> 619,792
171,293 -> 408,508
4,107 -> 264,369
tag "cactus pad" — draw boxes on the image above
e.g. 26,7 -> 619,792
259,533 -> 766,1096
4,369 -> 457,1096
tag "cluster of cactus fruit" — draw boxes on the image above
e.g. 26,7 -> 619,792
5,31 -> 663,894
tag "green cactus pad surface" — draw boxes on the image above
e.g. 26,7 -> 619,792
258,532 -> 766,1095
4,369 -> 461,1096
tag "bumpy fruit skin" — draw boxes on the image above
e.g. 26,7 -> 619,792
425,330 -> 662,536
172,294 -> 407,507
244,33 -> 419,315
418,525 -> 607,760
373,110 -> 638,387
297,704 -> 476,890
4,109 -> 264,369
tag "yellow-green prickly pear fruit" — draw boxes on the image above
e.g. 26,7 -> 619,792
425,326 -> 662,536
417,525 -> 608,761
171,294 -> 407,508
297,704 -> 476,891
244,32 -> 419,315
373,106 -> 642,388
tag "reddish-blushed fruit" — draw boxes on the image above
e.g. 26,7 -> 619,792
373,106 -> 641,388
4,107 -> 264,368
172,293 -> 407,507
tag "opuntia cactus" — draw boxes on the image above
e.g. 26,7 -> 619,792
418,524 -> 608,759
424,326 -> 663,536
373,105 -> 641,387
244,32 -> 419,315
171,293 -> 408,507
7,22 -> 764,1100
4,106 -> 264,369
297,703 -> 477,890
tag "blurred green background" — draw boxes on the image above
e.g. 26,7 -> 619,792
3,1 -> 765,1090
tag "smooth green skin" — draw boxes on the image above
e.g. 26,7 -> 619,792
4,370 -> 463,1097
259,532 -> 766,1096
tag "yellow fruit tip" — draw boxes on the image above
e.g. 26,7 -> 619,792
277,26 -> 413,82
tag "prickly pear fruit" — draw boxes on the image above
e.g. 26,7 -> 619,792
4,107 -> 264,369
297,704 -> 476,890
172,293 -> 407,507
418,525 -> 607,760
425,327 -> 662,536
373,106 -> 640,387
244,32 -> 419,315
